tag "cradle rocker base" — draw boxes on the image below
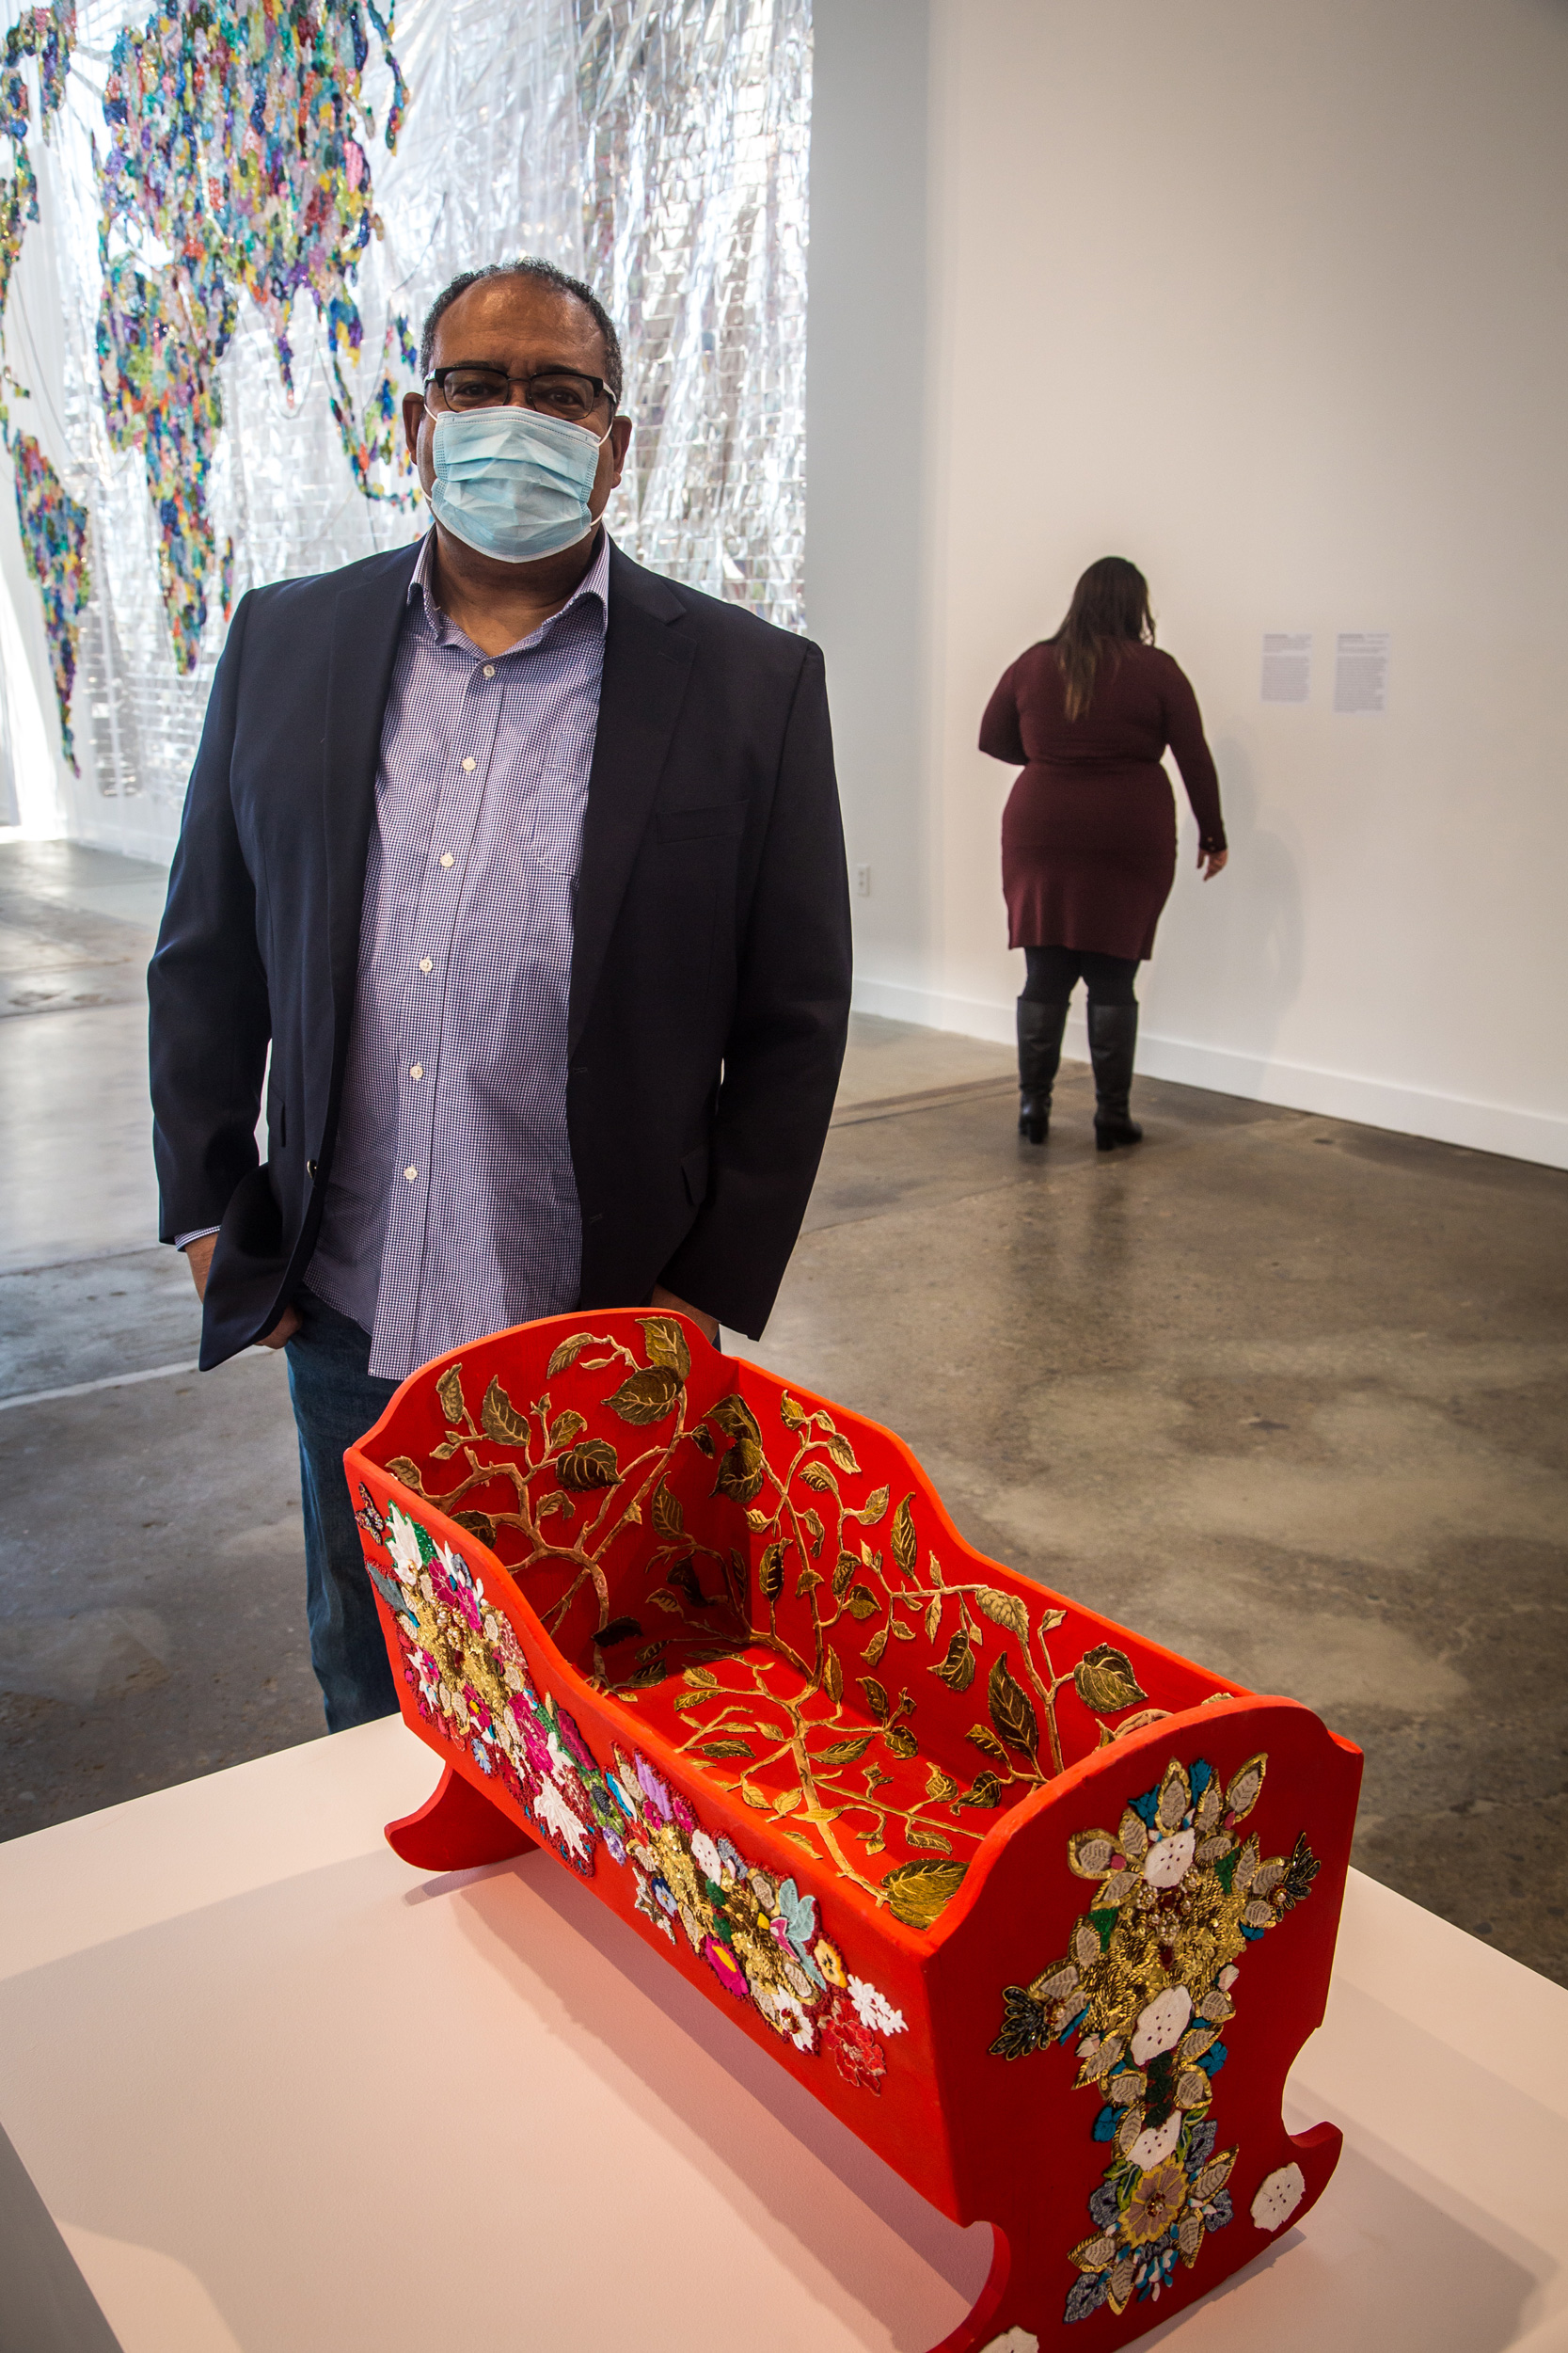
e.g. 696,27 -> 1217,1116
930,2114 -> 1344,2350
350,1308 -> 1363,2350
385,1760 -> 538,1871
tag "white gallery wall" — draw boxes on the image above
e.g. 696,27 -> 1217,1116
809,0 -> 1568,1168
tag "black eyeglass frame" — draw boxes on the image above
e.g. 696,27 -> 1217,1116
423,362 -> 619,420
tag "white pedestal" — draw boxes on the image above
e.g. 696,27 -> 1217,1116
1,1716 -> 1563,2352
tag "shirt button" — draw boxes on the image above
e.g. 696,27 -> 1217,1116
462,756 -> 476,772
404,1166 -> 418,1182
440,852 -> 454,868
409,1063 -> 423,1080
419,957 -> 433,974
483,664 -> 495,678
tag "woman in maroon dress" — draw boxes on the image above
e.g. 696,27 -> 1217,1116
980,557 -> 1227,1149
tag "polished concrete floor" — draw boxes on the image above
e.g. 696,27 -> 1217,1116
2,839 -> 1565,1988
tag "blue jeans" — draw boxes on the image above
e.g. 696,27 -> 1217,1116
284,1291 -> 402,1732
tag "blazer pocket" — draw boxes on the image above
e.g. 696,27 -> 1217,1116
652,803 -> 749,843
681,1143 -> 711,1208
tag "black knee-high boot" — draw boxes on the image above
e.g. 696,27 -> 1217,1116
1017,997 -> 1069,1144
1088,1002 -> 1144,1150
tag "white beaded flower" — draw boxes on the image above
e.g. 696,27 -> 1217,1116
1251,2162 -> 1307,2232
847,1974 -> 908,2037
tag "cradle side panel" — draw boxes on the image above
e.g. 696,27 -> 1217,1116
923,1696 -> 1362,2347
343,1433 -> 967,2215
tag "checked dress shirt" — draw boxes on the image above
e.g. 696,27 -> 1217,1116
305,526 -> 609,1381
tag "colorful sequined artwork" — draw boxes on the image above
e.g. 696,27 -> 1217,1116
990,1753 -> 1321,2326
0,6 -> 81,765
97,0 -> 414,669
0,2 -> 74,318
10,428 -> 88,773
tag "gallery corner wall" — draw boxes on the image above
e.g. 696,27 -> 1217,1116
808,0 -> 1568,1170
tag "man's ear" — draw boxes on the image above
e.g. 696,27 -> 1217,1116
607,412 -> 633,491
402,390 -> 425,468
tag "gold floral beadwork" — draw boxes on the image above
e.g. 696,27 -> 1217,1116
990,1752 -> 1321,2323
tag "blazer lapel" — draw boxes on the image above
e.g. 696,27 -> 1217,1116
570,543 -> 696,1051
323,539 -> 423,1089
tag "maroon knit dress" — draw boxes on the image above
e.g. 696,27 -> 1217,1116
981,640 -> 1226,961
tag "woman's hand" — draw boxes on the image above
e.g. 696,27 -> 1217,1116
1199,847 -> 1228,880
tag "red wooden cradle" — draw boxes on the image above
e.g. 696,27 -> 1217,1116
347,1310 -> 1361,2350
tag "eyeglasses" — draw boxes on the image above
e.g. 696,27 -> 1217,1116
424,363 -> 616,425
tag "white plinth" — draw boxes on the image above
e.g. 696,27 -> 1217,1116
1,1716 -> 1564,2353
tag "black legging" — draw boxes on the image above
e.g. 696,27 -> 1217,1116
1022,946 -> 1139,1008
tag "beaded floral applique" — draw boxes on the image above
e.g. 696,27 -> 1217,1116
372,1498 -> 909,2091
990,1752 -> 1319,2323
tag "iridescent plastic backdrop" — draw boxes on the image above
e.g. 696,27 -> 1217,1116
11,0 -> 809,852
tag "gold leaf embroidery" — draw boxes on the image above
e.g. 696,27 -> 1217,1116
1069,1830 -> 1117,1879
891,1492 -> 917,1577
881,1856 -> 967,1930
931,1629 -> 976,1693
637,1315 -> 691,1380
1226,1754 -> 1267,1820
480,1375 -> 531,1446
607,1366 -> 683,1424
817,1734 -> 875,1766
974,1585 -> 1029,1642
988,1652 -> 1038,1757
557,1438 -> 620,1491
545,1330 -> 595,1376
1072,1643 -> 1148,1714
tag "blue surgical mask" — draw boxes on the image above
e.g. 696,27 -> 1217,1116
427,404 -> 611,564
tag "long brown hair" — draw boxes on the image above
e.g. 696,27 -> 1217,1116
1052,557 -> 1155,720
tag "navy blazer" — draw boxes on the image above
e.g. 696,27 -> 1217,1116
149,535 -> 852,1368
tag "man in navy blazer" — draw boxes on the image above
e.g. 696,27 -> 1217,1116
150,259 -> 851,1730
